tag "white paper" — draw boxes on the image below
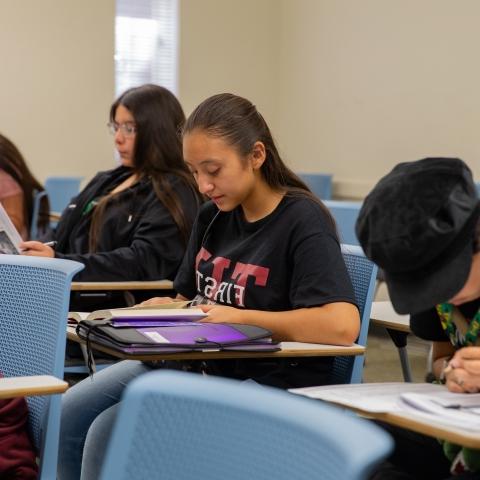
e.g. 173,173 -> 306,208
290,382 -> 445,412
290,382 -> 480,431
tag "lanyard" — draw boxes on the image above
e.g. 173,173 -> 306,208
436,303 -> 480,348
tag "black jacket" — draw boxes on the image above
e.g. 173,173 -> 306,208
52,166 -> 199,281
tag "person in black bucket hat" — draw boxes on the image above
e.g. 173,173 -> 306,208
356,157 -> 480,315
357,158 -> 480,479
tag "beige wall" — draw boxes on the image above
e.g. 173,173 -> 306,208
178,0 -> 280,132
2,1 -> 480,200
276,0 -> 480,198
0,0 -> 115,183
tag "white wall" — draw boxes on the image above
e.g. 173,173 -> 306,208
0,1 -> 115,183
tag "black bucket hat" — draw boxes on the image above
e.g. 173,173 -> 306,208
355,157 -> 480,314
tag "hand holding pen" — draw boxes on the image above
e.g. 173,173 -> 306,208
20,240 -> 56,258
443,347 -> 480,394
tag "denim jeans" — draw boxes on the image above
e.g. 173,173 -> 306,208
57,360 -> 151,480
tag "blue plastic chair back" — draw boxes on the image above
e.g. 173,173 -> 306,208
45,176 -> 82,214
329,244 -> 378,384
30,190 -> 48,240
0,255 -> 83,479
100,370 -> 392,480
476,181 -> 480,197
324,200 -> 362,245
298,173 -> 333,199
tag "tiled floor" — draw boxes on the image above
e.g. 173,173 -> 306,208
363,325 -> 430,383
363,283 -> 430,383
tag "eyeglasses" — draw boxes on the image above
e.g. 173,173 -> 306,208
107,122 -> 137,137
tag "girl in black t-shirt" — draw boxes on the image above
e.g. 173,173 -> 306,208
143,93 -> 361,387
57,93 -> 360,480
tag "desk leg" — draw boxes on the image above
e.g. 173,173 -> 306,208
386,329 -> 413,382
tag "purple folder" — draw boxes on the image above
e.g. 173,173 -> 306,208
76,320 -> 280,357
137,323 -> 249,344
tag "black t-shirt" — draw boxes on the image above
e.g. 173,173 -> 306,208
410,298 -> 480,343
173,195 -> 357,388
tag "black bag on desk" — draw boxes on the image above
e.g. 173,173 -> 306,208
76,319 -> 280,359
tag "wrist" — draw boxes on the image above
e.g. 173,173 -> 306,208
439,356 -> 453,384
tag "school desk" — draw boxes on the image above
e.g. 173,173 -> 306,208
66,326 -> 365,362
70,280 -> 175,307
0,375 -> 68,399
292,382 -> 480,449
327,399 -> 480,449
370,301 -> 413,382
71,280 -> 174,291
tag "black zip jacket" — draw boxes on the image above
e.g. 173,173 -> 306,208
52,166 -> 199,281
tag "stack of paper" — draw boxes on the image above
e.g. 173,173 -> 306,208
290,382 -> 480,431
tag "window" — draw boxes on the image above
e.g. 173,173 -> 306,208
115,0 -> 178,96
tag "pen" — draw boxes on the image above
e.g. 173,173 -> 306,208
43,241 -> 57,248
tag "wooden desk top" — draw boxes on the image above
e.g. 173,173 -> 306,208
67,326 -> 365,361
370,301 -> 410,333
0,375 -> 68,399
292,383 -> 480,449
71,280 -> 174,291
350,406 -> 480,450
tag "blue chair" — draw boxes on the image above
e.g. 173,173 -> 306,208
30,176 -> 83,238
324,200 -> 362,245
44,176 -> 83,214
476,181 -> 480,197
0,255 -> 84,479
100,370 -> 392,480
329,244 -> 378,384
30,189 -> 49,239
298,173 -> 333,199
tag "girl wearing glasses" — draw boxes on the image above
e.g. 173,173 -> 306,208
21,85 -> 201,296
57,93 -> 360,480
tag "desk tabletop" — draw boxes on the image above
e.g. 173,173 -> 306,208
0,375 -> 68,399
370,301 -> 410,333
355,407 -> 480,450
292,382 -> 480,449
71,280 -> 174,291
67,326 -> 364,361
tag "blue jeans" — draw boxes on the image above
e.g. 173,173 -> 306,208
57,360 -> 151,480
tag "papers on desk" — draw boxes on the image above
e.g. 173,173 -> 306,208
68,301 -> 200,325
290,382 -> 480,431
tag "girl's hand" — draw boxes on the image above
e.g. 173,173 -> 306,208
200,304 -> 246,324
20,241 -> 54,258
444,347 -> 480,393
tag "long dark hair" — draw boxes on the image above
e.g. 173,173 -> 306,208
90,84 -> 201,250
182,93 -> 336,229
0,133 -> 49,234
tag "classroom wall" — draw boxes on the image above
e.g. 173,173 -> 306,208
178,0 -> 280,133
2,1 -> 480,199
0,1 -> 115,184
275,0 -> 480,198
